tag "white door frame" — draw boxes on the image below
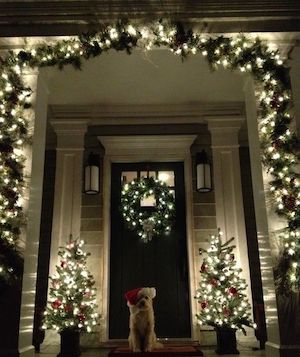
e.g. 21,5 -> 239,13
98,135 -> 197,341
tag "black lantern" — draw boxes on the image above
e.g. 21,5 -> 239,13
196,150 -> 212,193
84,153 -> 100,194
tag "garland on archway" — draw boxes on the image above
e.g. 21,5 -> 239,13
121,177 -> 175,242
0,20 -> 299,292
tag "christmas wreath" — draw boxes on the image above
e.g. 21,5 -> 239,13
121,177 -> 175,242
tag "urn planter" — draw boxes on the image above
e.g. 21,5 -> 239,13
215,327 -> 239,355
57,329 -> 81,357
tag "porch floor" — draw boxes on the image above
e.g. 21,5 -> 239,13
36,344 -> 266,357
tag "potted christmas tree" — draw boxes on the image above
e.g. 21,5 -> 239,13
42,237 -> 99,357
195,229 -> 255,355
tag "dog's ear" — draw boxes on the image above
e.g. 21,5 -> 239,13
143,287 -> 156,299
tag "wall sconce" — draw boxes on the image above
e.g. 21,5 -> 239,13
84,153 -> 100,195
196,150 -> 212,193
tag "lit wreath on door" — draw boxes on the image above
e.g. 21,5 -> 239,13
120,177 -> 175,242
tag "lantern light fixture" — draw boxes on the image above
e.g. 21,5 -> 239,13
196,150 -> 212,193
84,153 -> 100,195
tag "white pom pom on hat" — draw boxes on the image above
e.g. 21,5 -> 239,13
124,287 -> 156,306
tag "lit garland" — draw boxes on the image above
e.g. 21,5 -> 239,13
0,20 -> 299,291
121,177 -> 175,242
195,229 -> 255,334
42,238 -> 99,333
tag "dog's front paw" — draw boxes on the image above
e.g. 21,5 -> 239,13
132,348 -> 141,353
144,346 -> 153,352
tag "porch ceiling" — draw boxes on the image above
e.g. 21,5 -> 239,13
45,49 -> 245,107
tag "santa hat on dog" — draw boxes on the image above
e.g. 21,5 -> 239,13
124,287 -> 156,306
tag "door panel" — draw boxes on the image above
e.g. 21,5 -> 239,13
109,162 -> 191,339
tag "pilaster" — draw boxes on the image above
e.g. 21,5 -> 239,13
49,120 -> 88,278
206,116 -> 254,338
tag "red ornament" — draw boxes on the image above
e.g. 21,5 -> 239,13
282,195 -> 296,211
273,139 -> 283,150
228,287 -> 238,296
84,291 -> 92,298
210,278 -> 218,287
51,299 -> 62,309
60,261 -> 67,268
77,313 -> 86,321
223,307 -> 231,317
200,263 -> 207,273
200,301 -> 208,309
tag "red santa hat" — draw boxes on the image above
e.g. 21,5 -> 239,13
124,287 -> 156,306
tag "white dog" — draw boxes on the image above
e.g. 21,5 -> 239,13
125,287 -> 163,352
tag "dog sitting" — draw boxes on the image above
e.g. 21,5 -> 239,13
125,287 -> 163,352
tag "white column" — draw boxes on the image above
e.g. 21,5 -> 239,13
49,120 -> 88,278
206,116 -> 254,337
244,78 -> 287,357
18,70 -> 49,357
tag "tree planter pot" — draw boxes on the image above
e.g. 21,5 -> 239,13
215,327 -> 239,355
57,329 -> 81,357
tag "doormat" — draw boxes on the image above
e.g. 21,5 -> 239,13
108,345 -> 203,356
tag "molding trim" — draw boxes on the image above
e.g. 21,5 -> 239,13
49,102 -> 245,126
0,1 -> 300,35
98,135 -> 197,160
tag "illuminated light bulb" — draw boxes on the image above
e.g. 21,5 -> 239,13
202,50 -> 208,56
261,126 -> 267,133
292,262 -> 297,268
109,28 -> 118,39
222,59 -> 228,67
288,248 -> 295,255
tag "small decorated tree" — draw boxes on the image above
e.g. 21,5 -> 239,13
43,237 -> 98,357
195,229 -> 255,355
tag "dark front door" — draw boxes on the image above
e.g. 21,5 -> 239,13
109,162 -> 191,339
